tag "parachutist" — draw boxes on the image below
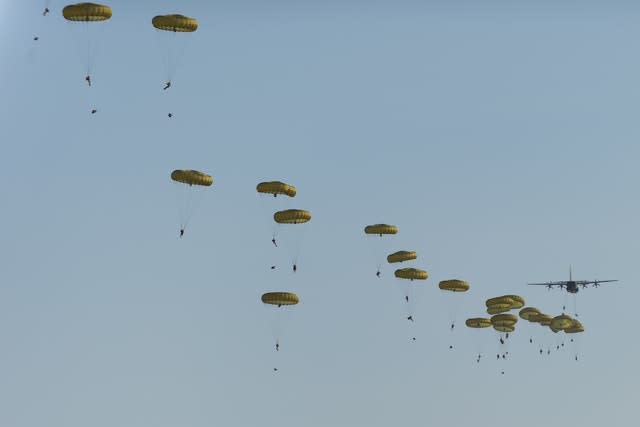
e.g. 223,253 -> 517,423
575,356 -> 578,361
91,109 -> 97,114
497,354 -> 500,360
271,238 -> 277,247
168,113 -> 173,118
275,343 -> 279,352
34,36 -> 39,41
292,264 -> 297,273
85,75 -> 91,87
547,349 -> 551,355
502,354 -> 506,359
270,266 -> 276,270
540,349 -> 543,355
500,338 -> 504,345
407,315 -> 413,322
561,342 -> 564,347
506,333 -> 509,339
163,81 -> 171,90
530,338 -> 533,343
43,8 -> 50,16
273,367 -> 278,372
376,270 -> 380,278
556,345 -> 560,350
450,323 -> 455,331
405,295 -> 409,303
449,345 -> 453,350
180,228 -> 184,238
570,338 -> 574,343
501,371 -> 505,375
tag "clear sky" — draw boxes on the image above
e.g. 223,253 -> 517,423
1,1 -> 638,426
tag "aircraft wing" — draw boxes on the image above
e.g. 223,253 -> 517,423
528,281 -> 568,286
575,279 -> 618,285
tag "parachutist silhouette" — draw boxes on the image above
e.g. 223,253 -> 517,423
275,343 -> 279,352
547,349 -> 551,355
85,75 -> 91,86
91,109 -> 97,114
500,338 -> 504,345
407,315 -> 413,322
34,36 -> 39,41
501,371 -> 505,375
540,349 -> 543,355
273,367 -> 278,372
376,270 -> 380,278
502,354 -> 506,359
575,356 -> 578,361
43,8 -> 50,16
292,264 -> 297,273
506,333 -> 509,339
405,295 -> 409,303
270,266 -> 276,270
450,323 -> 455,331
497,354 -> 500,360
163,81 -> 171,90
449,345 -> 453,350
557,345 -> 560,350
272,238 -> 277,247
530,338 -> 533,343
168,113 -> 173,118
411,337 -> 416,341
180,228 -> 184,238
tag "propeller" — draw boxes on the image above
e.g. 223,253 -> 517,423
581,283 -> 588,289
593,281 -> 601,288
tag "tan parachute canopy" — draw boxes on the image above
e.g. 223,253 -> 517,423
152,14 -> 198,32
395,268 -> 428,281
485,296 -> 514,307
503,295 -> 525,309
465,318 -> 492,328
565,319 -> 585,334
491,313 -> 518,327
257,181 -> 296,198
274,209 -> 311,224
387,251 -> 417,264
550,314 -> 574,331
487,306 -> 511,315
364,224 -> 398,235
519,307 -> 541,321
171,170 -> 213,186
439,279 -> 470,292
532,313 -> 553,326
261,292 -> 299,306
63,3 -> 112,21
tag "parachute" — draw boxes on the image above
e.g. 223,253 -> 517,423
491,313 -> 518,328
62,3 -> 112,85
550,314 -> 574,331
261,292 -> 299,354
152,13 -> 198,91
152,14 -> 198,32
394,268 -> 428,281
465,318 -> 492,328
273,209 -> 311,270
170,169 -> 213,236
439,280 -> 470,292
257,181 -> 296,198
274,209 -> 311,224
387,251 -> 417,264
261,292 -> 299,306
364,223 -> 398,277
565,319 -> 584,334
364,224 -> 398,236
63,3 -> 112,21
171,169 -> 213,186
519,307 -> 541,321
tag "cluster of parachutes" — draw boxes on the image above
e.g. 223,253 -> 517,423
50,3 -> 199,114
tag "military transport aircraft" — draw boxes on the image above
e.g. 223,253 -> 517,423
528,267 -> 618,294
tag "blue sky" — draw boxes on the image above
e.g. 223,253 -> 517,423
0,1 -> 638,426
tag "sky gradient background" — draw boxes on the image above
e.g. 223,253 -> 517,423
0,1 -> 637,426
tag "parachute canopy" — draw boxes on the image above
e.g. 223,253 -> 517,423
364,224 -> 398,235
63,2 -> 112,21
550,314 -> 574,331
261,292 -> 299,306
257,181 -> 296,197
171,169 -> 213,186
519,307 -> 541,321
439,279 -> 470,292
532,313 -> 553,326
387,251 -> 417,264
394,268 -> 428,281
487,306 -> 511,315
152,14 -> 198,32
465,318 -> 492,328
503,295 -> 525,309
491,313 -> 518,327
565,319 -> 585,334
274,209 -> 311,224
